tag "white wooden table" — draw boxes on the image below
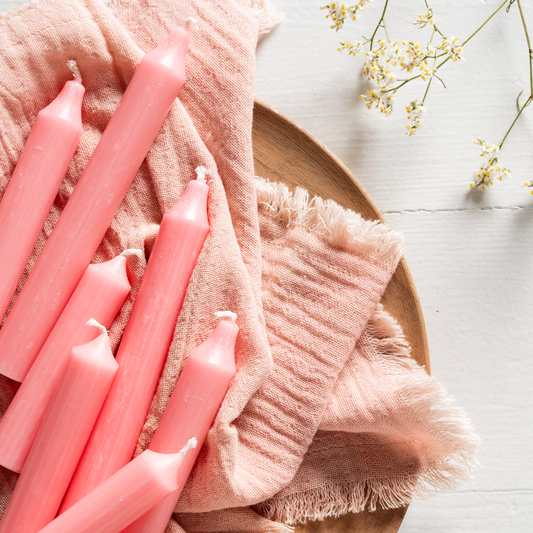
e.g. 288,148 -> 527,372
1,1 -> 532,532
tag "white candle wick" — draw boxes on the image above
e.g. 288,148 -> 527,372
86,318 -> 108,337
215,311 -> 237,323
120,249 -> 143,259
66,60 -> 82,80
195,166 -> 212,181
179,437 -> 197,457
184,17 -> 197,31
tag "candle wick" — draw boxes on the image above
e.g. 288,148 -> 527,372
184,17 -> 197,31
215,310 -> 237,323
120,248 -> 143,259
66,60 -> 82,80
86,318 -> 108,337
195,166 -> 212,181
179,437 -> 197,457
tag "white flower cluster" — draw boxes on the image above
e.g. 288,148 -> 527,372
362,41 -> 397,87
399,41 -> 436,78
524,181 -> 533,194
405,100 -> 426,136
359,89 -> 394,114
357,41 -> 398,115
321,1 -> 372,32
437,35 -> 464,61
413,8 -> 435,28
471,138 -> 512,190
338,39 -> 364,56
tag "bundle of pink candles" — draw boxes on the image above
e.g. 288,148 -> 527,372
0,16 -> 238,533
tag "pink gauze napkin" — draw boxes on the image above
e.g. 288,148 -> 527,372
0,1 -> 479,532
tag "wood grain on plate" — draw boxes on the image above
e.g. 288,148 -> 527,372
251,99 -> 431,533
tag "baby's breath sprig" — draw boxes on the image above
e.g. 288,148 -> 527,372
321,0 -> 531,192
321,1 -> 372,32
471,0 -> 531,191
320,0 -> 469,133
405,100 -> 426,136
413,8 -> 435,29
470,138 -> 512,191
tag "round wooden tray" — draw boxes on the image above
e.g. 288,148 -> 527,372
251,99 -> 430,533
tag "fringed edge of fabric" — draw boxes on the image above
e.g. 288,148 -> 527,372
0,0 -> 43,22
365,304 -> 480,498
255,304 -> 479,525
255,177 -> 404,269
251,0 -> 283,37
255,476 -> 420,525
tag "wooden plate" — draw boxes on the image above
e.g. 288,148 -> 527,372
251,99 -> 430,533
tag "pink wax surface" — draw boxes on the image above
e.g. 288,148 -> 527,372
0,333 -> 118,533
123,317 -> 238,533
61,177 -> 210,512
0,78 -> 84,325
0,25 -> 191,382
0,254 -> 131,473
38,450 -> 186,533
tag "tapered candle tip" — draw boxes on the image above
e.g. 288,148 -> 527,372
87,318 -> 108,337
184,17 -> 197,30
195,166 -> 212,181
120,248 -> 143,259
215,311 -> 237,322
179,437 -> 197,457
66,60 -> 81,80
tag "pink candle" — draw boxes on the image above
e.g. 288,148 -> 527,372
0,322 -> 118,533
61,168 -> 210,512
38,445 -> 196,533
0,20 -> 194,382
123,313 -> 238,533
0,250 -> 136,473
0,61 -> 84,324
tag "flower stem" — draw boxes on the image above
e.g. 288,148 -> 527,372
370,0 -> 390,49
461,0 -> 511,47
499,0 -> 532,149
382,74 -> 421,93
421,77 -> 434,104
516,0 -> 533,96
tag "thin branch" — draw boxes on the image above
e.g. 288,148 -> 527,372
370,0 -> 390,49
462,0 -> 511,47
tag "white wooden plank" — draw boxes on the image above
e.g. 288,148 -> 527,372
402,491 -> 533,533
385,209 -> 533,496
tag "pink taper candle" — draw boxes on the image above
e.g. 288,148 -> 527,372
0,250 -> 137,473
61,166 -> 210,512
38,445 -> 196,533
0,61 -> 84,324
123,312 -> 238,533
0,20 -> 195,382
0,322 -> 118,533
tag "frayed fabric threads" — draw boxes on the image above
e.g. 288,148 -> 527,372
256,177 -> 404,269
251,0 -> 284,37
256,303 -> 479,525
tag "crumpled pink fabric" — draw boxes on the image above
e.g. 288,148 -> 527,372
0,1 -> 478,532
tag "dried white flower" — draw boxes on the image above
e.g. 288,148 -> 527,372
360,89 -> 394,114
320,1 -> 372,31
438,35 -> 464,61
338,39 -> 364,56
362,41 -> 397,88
413,8 -> 435,29
471,138 -> 511,190
399,41 -> 435,74
405,100 -> 426,135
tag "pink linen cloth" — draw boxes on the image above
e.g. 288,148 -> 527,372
0,1 -> 479,532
